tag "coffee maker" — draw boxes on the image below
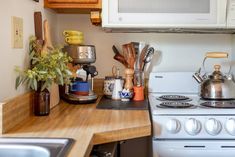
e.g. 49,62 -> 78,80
60,45 -> 98,104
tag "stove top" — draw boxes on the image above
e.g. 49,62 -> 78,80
157,95 -> 191,101
200,101 -> 235,108
158,101 -> 195,108
149,93 -> 235,115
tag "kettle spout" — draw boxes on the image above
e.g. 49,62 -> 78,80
193,73 -> 203,83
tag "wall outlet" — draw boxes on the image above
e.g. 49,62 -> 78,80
12,16 -> 23,49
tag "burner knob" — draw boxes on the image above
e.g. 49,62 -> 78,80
185,118 -> 201,135
165,119 -> 181,134
205,118 -> 222,135
225,118 -> 235,135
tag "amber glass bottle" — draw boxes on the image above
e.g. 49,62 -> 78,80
34,88 -> 50,116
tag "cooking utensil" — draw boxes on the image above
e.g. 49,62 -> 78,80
131,42 -> 140,55
63,45 -> 96,64
112,45 -> 128,67
193,52 -> 235,100
122,43 -> 136,69
142,47 -> 154,71
139,45 -> 149,70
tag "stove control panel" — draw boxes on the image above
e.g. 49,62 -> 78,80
184,118 -> 202,135
225,118 -> 235,135
152,116 -> 235,139
205,118 -> 222,135
165,119 -> 181,134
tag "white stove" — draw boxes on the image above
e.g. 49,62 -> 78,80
149,72 -> 235,157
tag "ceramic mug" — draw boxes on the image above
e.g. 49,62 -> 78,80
103,76 -> 123,98
71,81 -> 89,96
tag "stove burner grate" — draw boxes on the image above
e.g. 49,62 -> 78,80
200,101 -> 235,108
158,102 -> 195,108
157,95 -> 191,101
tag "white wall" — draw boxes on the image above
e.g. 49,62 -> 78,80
57,14 -> 233,78
0,0 -> 58,102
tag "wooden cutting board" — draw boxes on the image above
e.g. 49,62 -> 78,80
42,20 -> 60,109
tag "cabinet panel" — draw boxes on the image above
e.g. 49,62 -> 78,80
47,0 -> 98,4
44,0 -> 101,10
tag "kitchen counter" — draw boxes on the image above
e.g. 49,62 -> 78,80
1,97 -> 151,157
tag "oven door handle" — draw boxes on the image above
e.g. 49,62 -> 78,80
153,140 -> 235,157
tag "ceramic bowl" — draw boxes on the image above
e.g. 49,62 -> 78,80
119,90 -> 133,101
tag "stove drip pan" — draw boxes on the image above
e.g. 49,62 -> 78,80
200,101 -> 235,108
157,95 -> 191,101
158,102 -> 195,108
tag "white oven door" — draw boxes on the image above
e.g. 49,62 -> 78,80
153,140 -> 235,157
103,0 -> 227,28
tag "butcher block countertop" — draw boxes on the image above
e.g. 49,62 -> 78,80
2,97 -> 151,157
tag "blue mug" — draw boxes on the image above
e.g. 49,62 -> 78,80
70,81 -> 89,92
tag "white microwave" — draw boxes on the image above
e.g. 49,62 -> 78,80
102,0 -> 235,33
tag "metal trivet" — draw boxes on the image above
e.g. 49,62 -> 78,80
158,102 -> 195,108
157,95 -> 191,101
200,101 -> 235,108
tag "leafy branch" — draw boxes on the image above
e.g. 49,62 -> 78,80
15,36 -> 72,91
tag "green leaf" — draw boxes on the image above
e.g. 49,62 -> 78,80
33,78 -> 37,90
29,50 -> 35,59
55,68 -> 62,76
15,76 -> 21,89
41,82 -> 47,91
28,79 -> 33,90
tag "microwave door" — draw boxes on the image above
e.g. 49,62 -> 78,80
104,0 -> 226,28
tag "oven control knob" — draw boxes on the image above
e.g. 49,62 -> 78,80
225,118 -> 235,136
205,118 -> 222,135
165,119 -> 181,134
185,118 -> 201,135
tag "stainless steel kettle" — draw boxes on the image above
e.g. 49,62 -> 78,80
193,52 -> 235,100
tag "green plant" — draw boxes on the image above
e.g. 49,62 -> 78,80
15,36 -> 72,91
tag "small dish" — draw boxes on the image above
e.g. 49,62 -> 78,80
119,89 -> 133,101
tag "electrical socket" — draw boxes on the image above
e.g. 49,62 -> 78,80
12,16 -> 23,49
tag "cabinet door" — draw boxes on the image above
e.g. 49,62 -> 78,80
44,0 -> 101,11
47,0 -> 98,4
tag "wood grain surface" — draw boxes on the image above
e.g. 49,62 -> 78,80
44,0 -> 102,10
0,92 -> 34,133
1,96 -> 151,157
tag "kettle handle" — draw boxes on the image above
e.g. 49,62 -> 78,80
202,52 -> 231,76
206,52 -> 228,58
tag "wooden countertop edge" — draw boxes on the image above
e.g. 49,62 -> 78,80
92,125 -> 151,145
83,125 -> 151,157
